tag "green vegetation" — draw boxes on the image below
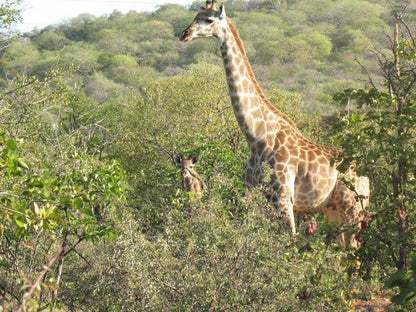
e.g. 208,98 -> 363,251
0,0 -> 415,310
331,14 -> 416,309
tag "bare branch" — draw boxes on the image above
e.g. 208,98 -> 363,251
354,57 -> 377,89
17,246 -> 64,312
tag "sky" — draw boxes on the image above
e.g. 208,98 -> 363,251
18,0 -> 195,32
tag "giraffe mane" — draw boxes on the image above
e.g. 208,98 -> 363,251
225,17 -> 299,131
226,17 -> 340,157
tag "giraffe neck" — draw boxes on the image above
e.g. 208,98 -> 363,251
218,17 -> 298,146
182,169 -> 203,194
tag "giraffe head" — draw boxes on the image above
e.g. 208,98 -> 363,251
174,154 -> 204,195
174,154 -> 199,174
180,0 -> 226,42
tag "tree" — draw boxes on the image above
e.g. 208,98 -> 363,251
1,40 -> 40,76
152,4 -> 194,37
0,0 -> 22,51
32,31 -> 70,51
0,67 -> 127,310
331,10 -> 415,275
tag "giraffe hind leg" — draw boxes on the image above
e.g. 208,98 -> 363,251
322,182 -> 366,248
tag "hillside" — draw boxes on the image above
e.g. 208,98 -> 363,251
2,0 -> 403,112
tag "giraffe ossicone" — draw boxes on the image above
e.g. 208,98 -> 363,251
180,1 -> 369,246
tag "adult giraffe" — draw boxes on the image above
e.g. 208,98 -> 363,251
180,1 -> 369,246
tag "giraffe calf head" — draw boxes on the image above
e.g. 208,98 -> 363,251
174,154 -> 204,195
174,154 -> 199,173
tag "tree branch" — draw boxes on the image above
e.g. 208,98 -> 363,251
17,246 -> 64,312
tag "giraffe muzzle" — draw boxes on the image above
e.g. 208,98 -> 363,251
180,28 -> 192,42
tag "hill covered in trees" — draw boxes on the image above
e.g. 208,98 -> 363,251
1,0 -> 415,310
4,0 -> 407,112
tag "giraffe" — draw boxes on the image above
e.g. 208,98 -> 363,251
180,1 -> 369,245
174,154 -> 205,197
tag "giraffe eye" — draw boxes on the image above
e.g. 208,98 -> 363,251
205,18 -> 214,24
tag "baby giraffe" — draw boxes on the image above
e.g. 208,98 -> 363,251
174,154 -> 205,197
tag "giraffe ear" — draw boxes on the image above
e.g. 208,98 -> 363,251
219,4 -> 226,19
191,155 -> 199,165
174,154 -> 182,167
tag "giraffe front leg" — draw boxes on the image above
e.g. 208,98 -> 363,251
242,155 -> 263,187
267,172 -> 296,236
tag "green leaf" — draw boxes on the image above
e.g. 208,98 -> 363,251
0,259 -> 11,269
14,216 -> 26,228
60,195 -> 72,206
18,158 -> 29,169
28,178 -> 44,188
349,114 -> 361,123
6,139 -> 17,149
73,197 -> 83,209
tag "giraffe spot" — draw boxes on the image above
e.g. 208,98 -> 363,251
274,162 -> 285,173
241,79 -> 249,91
256,140 -> 267,154
298,182 -> 311,195
317,155 -> 329,165
307,149 -> 317,161
275,132 -> 285,145
296,192 -> 309,203
298,139 -> 308,148
238,64 -> 246,75
278,146 -> 290,162
299,149 -> 307,160
267,136 -> 276,150
297,166 -> 305,178
288,156 -> 298,166
255,121 -> 265,137
287,136 -> 296,146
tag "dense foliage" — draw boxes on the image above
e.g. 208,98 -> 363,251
0,0 -> 415,310
331,13 -> 416,309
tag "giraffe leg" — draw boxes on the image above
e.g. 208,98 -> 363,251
242,155 -> 263,187
267,171 -> 296,236
322,182 -> 366,248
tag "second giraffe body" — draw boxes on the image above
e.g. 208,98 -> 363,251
180,2 -> 369,244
